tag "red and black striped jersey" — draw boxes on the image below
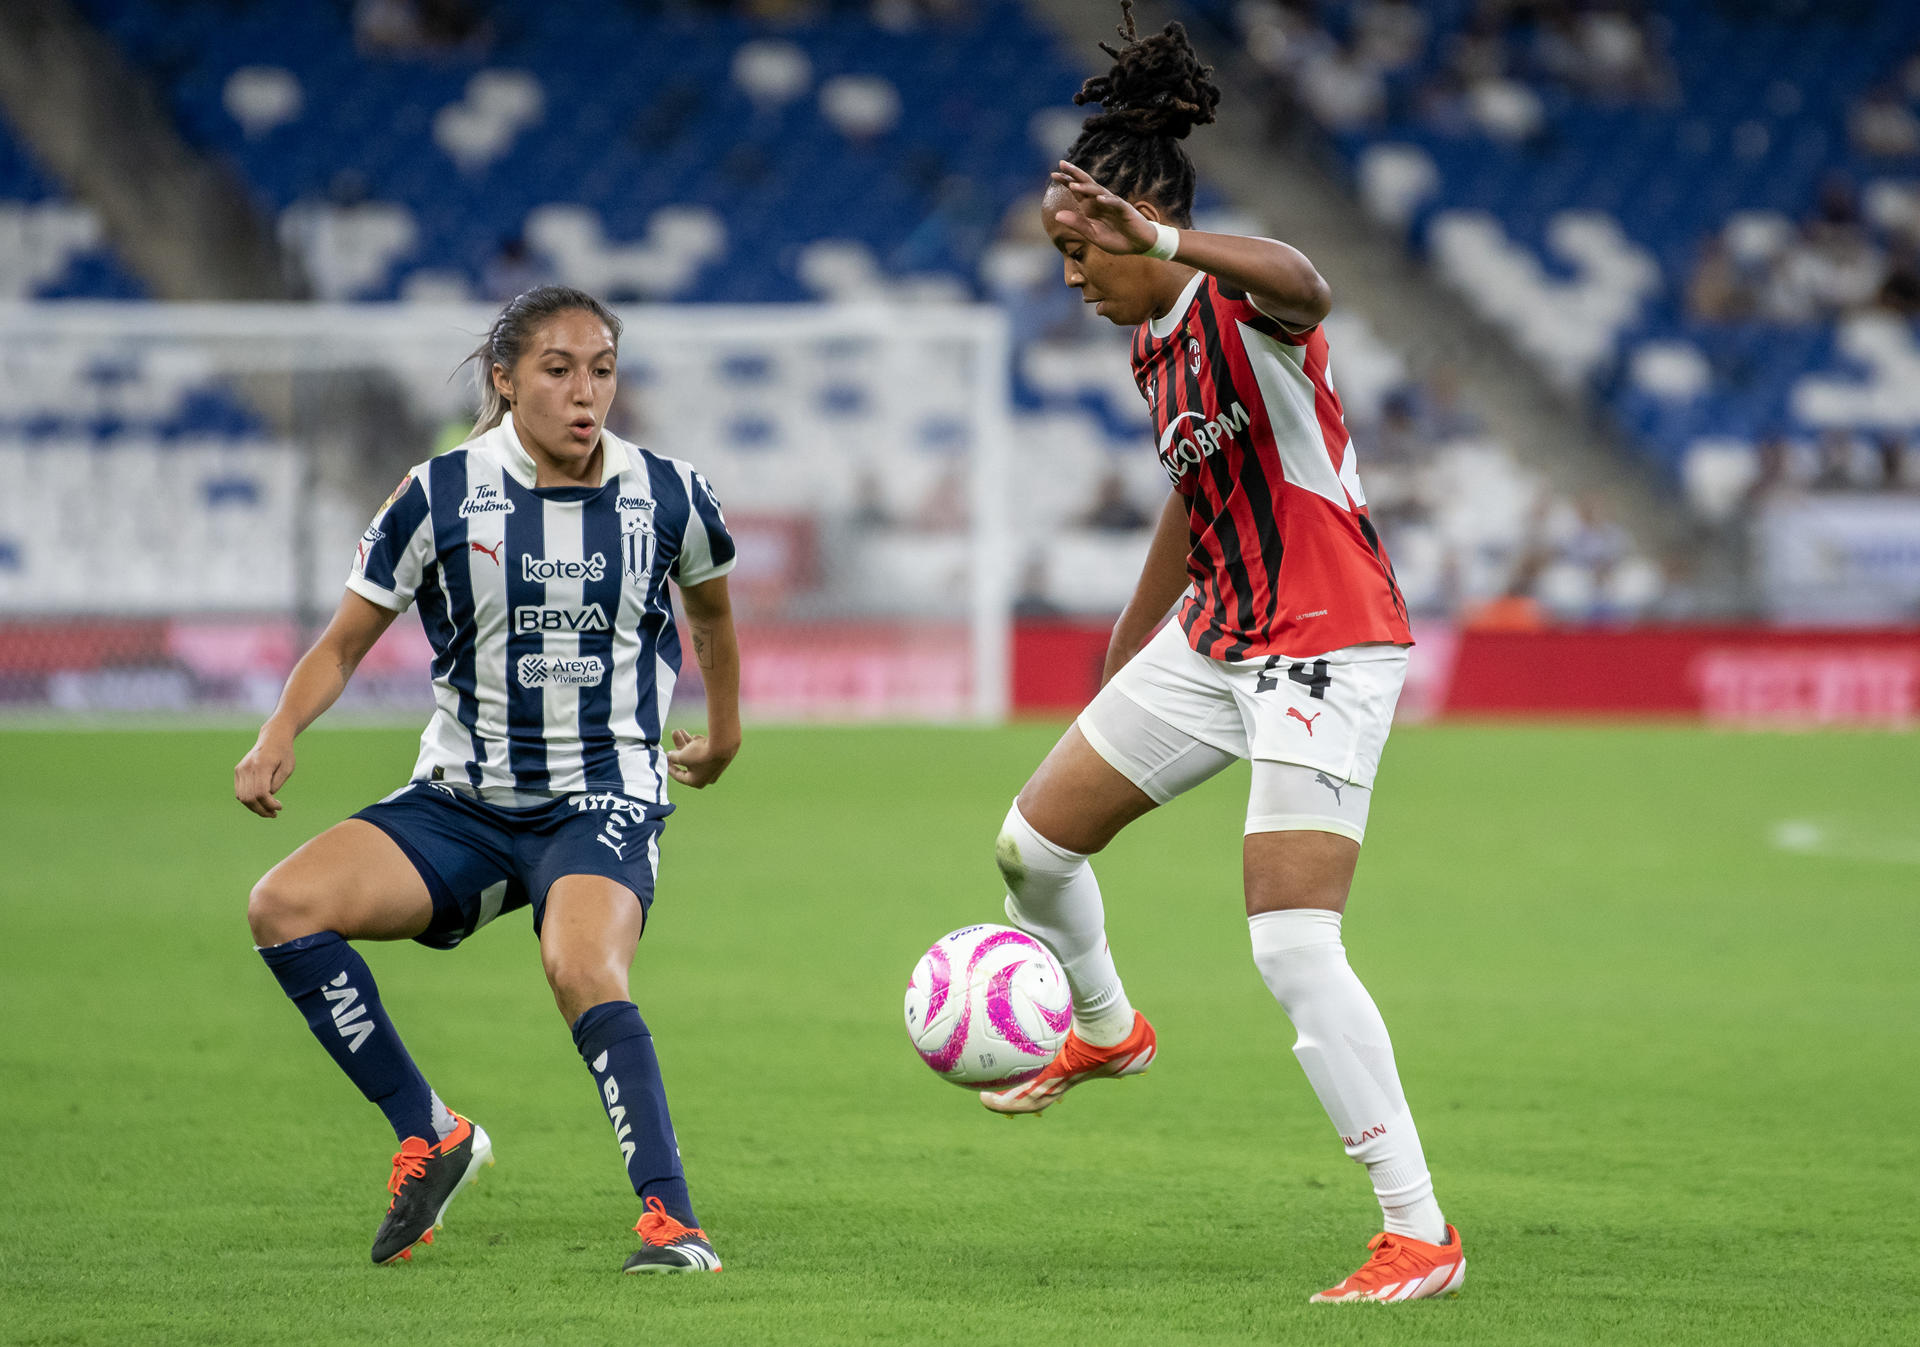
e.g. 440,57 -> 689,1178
1130,272 -> 1411,660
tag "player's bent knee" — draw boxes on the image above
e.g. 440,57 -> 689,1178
995,801 -> 1087,890
247,866 -> 328,946
542,948 -> 626,1017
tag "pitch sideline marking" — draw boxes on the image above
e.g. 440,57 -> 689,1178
1771,819 -> 1920,865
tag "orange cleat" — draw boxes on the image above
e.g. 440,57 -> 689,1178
979,1012 -> 1156,1115
623,1196 -> 722,1273
1310,1225 -> 1465,1303
370,1114 -> 493,1266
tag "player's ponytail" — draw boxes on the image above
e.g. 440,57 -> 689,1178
1062,0 -> 1219,227
464,285 -> 624,437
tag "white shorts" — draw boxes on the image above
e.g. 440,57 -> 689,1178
1077,622 -> 1409,842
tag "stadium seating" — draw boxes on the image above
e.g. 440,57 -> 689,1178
1197,0 -> 1920,512
0,0 -> 1651,623
0,121 -> 143,300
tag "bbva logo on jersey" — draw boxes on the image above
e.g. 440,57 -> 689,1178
512,604 -> 610,634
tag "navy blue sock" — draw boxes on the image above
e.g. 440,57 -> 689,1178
258,932 -> 438,1144
571,1001 -> 697,1227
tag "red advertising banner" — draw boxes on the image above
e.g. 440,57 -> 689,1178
4,617 -> 1916,725
1443,627 -> 1920,726
1008,619 -> 1460,720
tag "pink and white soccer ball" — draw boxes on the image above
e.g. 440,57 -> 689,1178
904,924 -> 1071,1088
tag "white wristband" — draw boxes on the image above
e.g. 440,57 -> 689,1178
1143,222 -> 1180,261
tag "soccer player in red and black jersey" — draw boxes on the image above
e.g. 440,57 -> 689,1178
980,4 -> 1463,1304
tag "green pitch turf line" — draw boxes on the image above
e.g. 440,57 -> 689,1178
1,726 -> 1915,1345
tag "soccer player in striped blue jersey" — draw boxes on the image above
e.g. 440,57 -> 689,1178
237,287 -> 734,1273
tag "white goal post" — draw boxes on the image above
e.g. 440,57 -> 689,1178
0,301 -> 1016,721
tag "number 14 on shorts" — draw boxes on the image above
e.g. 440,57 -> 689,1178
1255,657 -> 1331,700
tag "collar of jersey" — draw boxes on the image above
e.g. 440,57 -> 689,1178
1145,270 -> 1207,342
493,412 -> 636,489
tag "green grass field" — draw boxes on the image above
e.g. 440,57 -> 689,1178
2,723 -> 1917,1345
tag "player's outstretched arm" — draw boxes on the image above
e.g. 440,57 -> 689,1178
667,575 -> 741,789
1104,490 -> 1193,687
1049,160 -> 1331,330
234,591 -> 398,818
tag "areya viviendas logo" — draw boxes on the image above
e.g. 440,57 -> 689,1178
516,654 -> 606,687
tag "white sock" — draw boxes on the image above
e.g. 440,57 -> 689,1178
1249,908 -> 1446,1244
429,1091 -> 459,1142
995,802 -> 1136,1047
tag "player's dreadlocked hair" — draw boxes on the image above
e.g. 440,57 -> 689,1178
465,285 -> 623,436
1063,1 -> 1220,228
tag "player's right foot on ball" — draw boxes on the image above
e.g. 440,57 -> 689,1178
623,1196 -> 722,1273
979,1012 -> 1156,1115
370,1114 -> 493,1265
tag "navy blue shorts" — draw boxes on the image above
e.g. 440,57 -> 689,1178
353,783 -> 670,950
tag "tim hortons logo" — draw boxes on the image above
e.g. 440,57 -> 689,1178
458,483 -> 514,517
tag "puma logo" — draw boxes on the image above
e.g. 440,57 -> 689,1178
1314,771 -> 1344,804
1287,707 -> 1321,735
470,540 -> 505,565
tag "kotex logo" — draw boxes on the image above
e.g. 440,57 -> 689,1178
521,551 -> 608,583
516,654 -> 607,687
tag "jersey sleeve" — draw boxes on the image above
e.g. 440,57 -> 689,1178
345,471 -> 434,612
674,467 -> 738,587
1215,279 -> 1317,346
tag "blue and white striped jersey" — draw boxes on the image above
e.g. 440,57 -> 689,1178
347,415 -> 736,804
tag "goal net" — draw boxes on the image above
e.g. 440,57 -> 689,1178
0,302 -> 1014,722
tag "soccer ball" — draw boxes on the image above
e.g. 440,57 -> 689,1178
904,924 -> 1071,1088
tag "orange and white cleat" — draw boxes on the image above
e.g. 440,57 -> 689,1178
623,1196 -> 722,1273
370,1114 -> 493,1265
1310,1225 -> 1465,1303
979,1012 -> 1156,1115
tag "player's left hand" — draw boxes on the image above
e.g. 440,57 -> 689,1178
667,728 -> 737,789
1048,160 -> 1159,256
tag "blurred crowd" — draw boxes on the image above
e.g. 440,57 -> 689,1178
1744,429 -> 1920,506
1688,174 -> 1920,326
1235,0 -> 1674,139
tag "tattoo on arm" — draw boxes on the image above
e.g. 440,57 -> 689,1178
691,623 -> 715,670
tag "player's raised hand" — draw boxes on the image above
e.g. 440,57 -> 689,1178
1048,160 -> 1160,257
235,731 -> 296,818
666,727 -> 737,789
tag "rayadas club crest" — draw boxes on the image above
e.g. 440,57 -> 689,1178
620,504 -> 656,582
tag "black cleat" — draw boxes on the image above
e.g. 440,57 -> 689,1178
371,1115 -> 493,1265
622,1196 -> 722,1274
